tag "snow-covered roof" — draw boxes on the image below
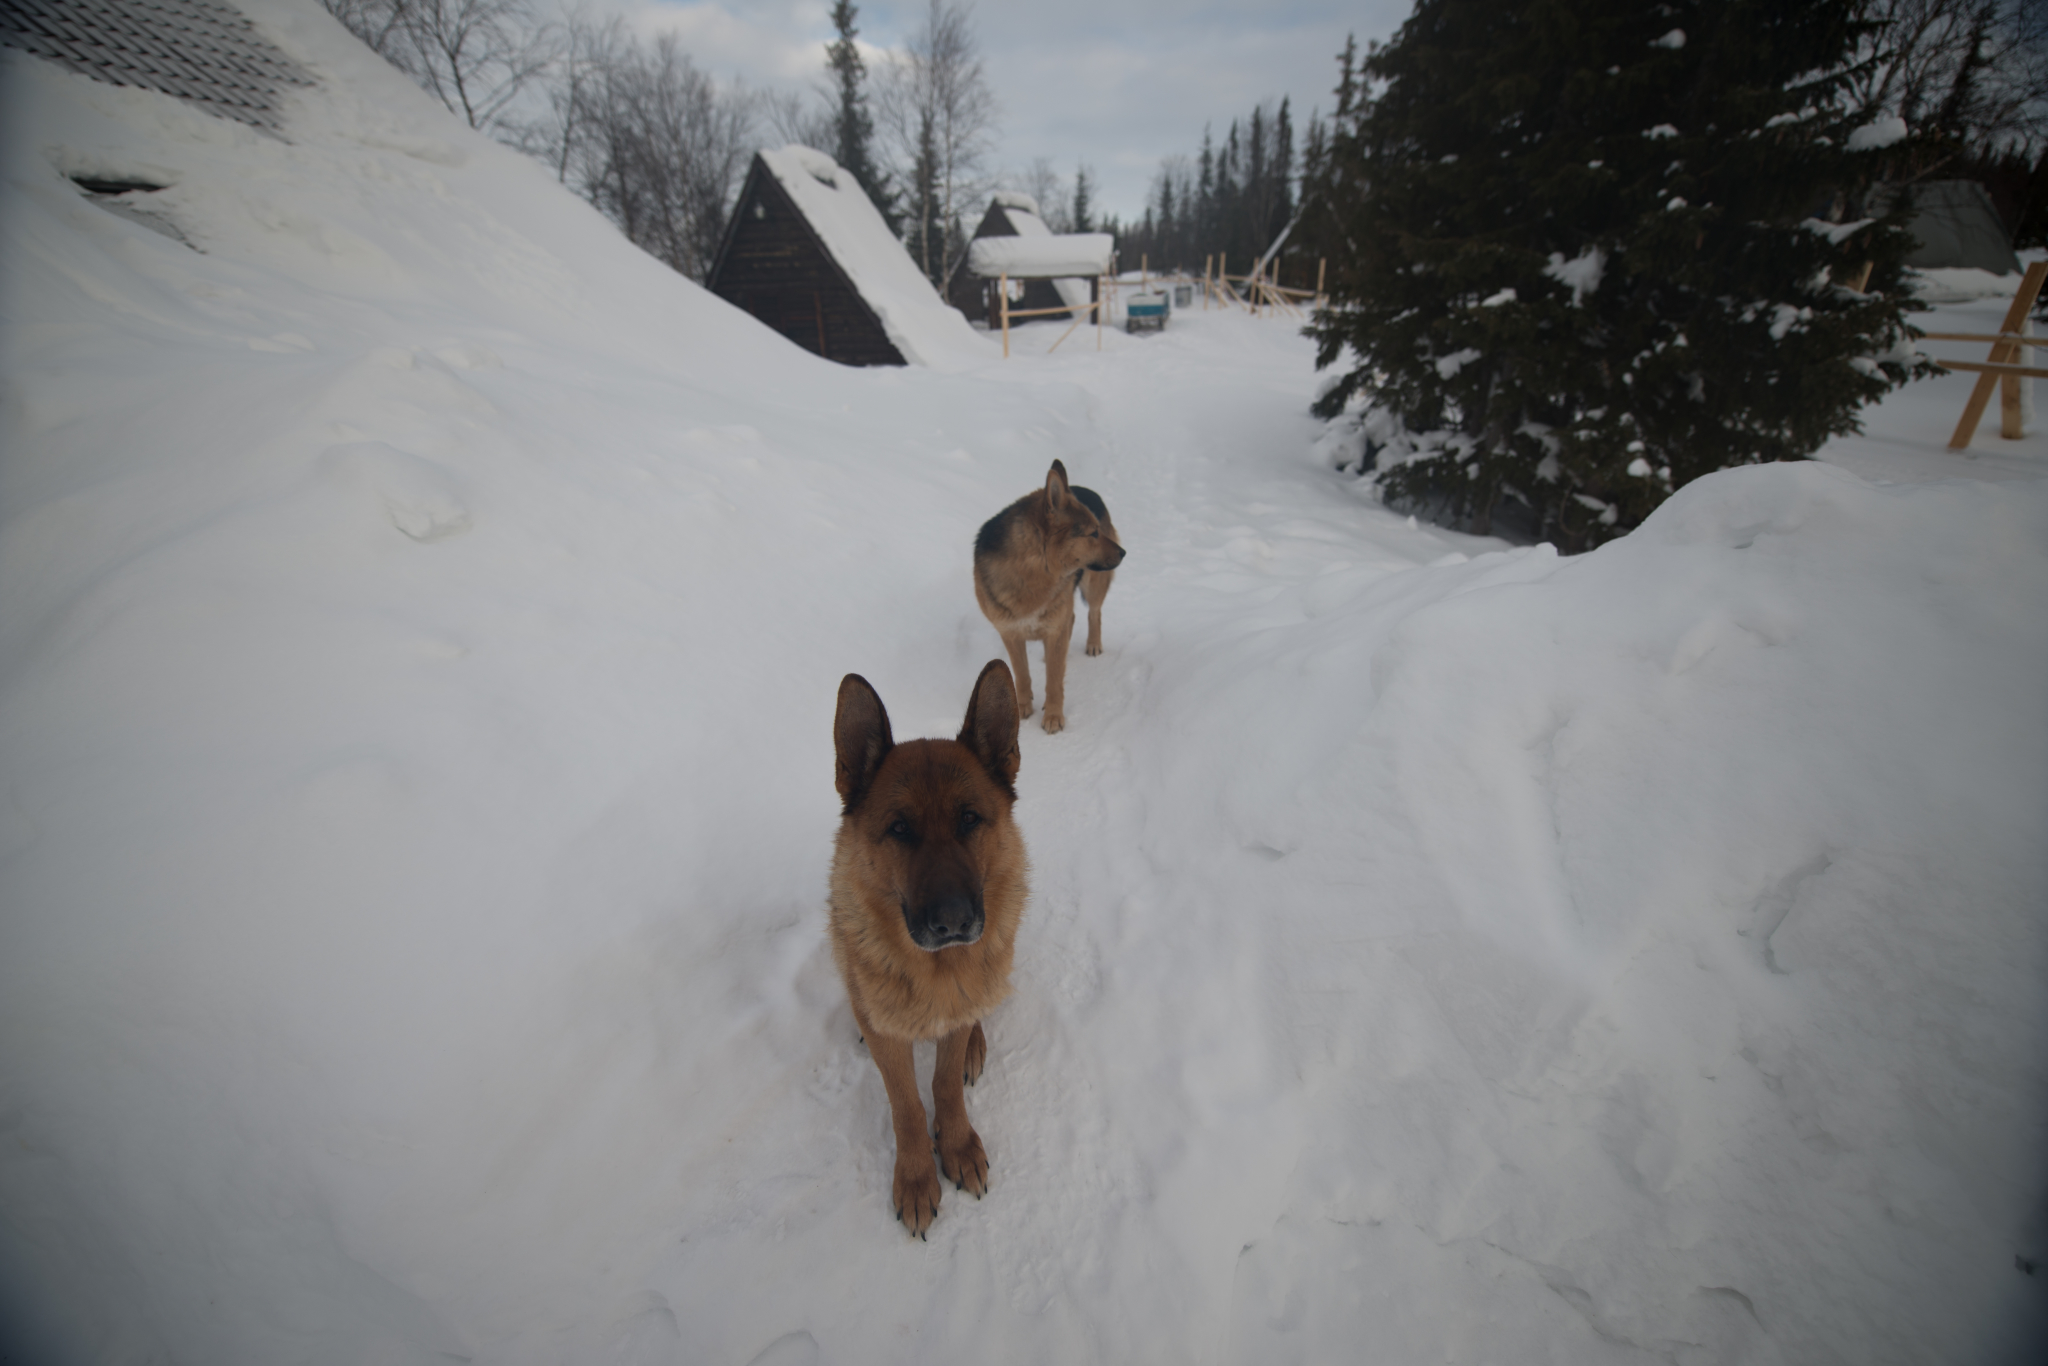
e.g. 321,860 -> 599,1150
992,190 -> 1042,215
998,196 -> 1053,237
1882,179 -> 2022,275
0,0 -> 312,133
977,193 -> 1094,312
755,144 -> 984,368
968,233 -> 1115,280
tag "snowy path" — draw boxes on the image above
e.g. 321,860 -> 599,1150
602,307 -> 2048,1366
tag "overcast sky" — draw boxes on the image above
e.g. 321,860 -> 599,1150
615,0 -> 1415,223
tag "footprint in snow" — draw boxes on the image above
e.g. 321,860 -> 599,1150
318,440 -> 472,542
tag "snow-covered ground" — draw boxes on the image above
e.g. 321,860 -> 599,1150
3,5 -> 2045,1363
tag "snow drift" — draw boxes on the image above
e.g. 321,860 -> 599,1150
1,3 -> 2045,1364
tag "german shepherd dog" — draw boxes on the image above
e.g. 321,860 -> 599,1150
973,460 -> 1126,733
830,660 -> 1027,1237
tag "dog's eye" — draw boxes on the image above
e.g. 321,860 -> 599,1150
1090,529 -> 1100,538
886,818 -> 914,842
957,809 -> 981,836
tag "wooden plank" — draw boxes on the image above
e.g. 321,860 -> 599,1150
1933,359 -> 2048,379
1047,292 -> 1103,353
1920,332 -> 2047,347
1002,302 -> 1093,320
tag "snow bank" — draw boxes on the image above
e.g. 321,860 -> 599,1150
1910,265 -> 2031,303
1,3 -> 2045,1364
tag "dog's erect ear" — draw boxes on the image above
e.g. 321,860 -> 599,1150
835,673 -> 895,809
1045,459 -> 1071,508
958,660 -> 1021,793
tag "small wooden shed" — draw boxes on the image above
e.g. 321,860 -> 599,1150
708,145 -> 981,368
952,192 -> 1100,324
1891,180 -> 2023,276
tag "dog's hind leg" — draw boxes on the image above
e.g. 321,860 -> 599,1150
962,1020 -> 986,1084
1041,613 -> 1073,733
1081,566 -> 1114,656
933,1024 -> 990,1197
999,630 -> 1035,720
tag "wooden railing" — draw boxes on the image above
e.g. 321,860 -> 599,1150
1923,260 -> 2046,450
995,272 -> 1104,357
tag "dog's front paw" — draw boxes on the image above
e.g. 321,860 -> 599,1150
937,1122 -> 989,1198
894,1150 -> 942,1238
1085,639 -> 1103,656
1041,707 -> 1064,734
1016,695 -> 1035,720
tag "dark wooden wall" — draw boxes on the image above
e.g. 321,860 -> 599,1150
708,159 -> 907,368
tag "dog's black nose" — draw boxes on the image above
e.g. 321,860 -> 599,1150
913,893 -> 984,949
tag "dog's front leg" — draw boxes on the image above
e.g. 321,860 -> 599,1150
932,1024 -> 989,1197
999,630 -> 1035,720
866,1031 -> 943,1237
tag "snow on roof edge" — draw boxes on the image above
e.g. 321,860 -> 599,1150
968,233 -> 1115,279
755,144 -> 985,369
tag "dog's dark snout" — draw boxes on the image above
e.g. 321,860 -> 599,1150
931,893 -> 976,938
910,892 -> 984,949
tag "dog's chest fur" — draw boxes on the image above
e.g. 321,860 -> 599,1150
827,830 -> 1027,1040
974,499 -> 1077,636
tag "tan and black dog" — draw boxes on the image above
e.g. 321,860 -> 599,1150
973,459 -> 1126,733
829,660 -> 1027,1237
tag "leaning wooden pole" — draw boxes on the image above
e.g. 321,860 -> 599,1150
1000,271 -> 1010,359
1949,260 -> 2047,449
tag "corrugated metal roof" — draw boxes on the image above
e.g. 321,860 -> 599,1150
0,0 -> 313,133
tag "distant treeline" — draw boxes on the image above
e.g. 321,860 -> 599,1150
1109,99 -> 1324,287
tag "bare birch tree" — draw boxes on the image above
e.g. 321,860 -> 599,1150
1017,156 -> 1071,231
320,0 -> 560,136
1842,0 -> 2048,169
510,7 -> 631,182
570,33 -> 757,281
876,0 -> 998,287
762,88 -> 836,152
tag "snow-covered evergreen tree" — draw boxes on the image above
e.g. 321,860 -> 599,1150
1308,0 -> 1931,549
825,0 -> 899,233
